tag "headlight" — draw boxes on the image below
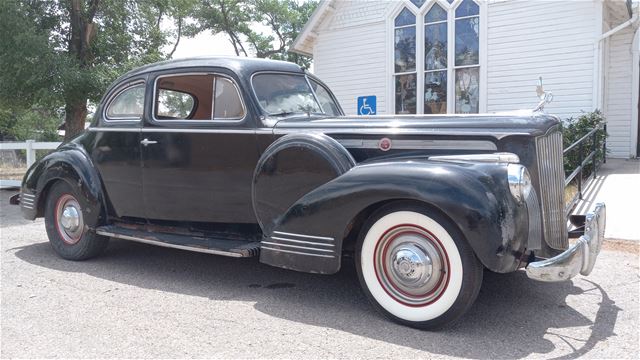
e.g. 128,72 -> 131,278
507,164 -> 532,203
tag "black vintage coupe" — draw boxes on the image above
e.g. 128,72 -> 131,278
13,57 -> 605,329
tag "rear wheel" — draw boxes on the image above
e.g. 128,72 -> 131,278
44,180 -> 109,260
356,203 -> 483,329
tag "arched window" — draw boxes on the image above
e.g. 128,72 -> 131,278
454,0 -> 480,113
424,3 -> 447,114
392,0 -> 481,115
394,8 -> 417,114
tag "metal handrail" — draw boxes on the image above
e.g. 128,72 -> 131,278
563,124 -> 606,215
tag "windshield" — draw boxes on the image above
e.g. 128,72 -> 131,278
252,73 -> 340,117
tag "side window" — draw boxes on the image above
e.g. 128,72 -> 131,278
214,77 -> 244,119
155,74 -> 214,120
156,89 -> 195,119
310,80 -> 341,116
106,84 -> 145,120
154,74 -> 244,121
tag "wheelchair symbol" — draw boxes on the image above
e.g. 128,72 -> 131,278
358,97 -> 376,115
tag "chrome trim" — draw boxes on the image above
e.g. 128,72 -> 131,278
526,203 -> 605,282
103,81 -> 145,122
430,152 -> 519,163
88,127 -> 272,134
260,246 -> 335,258
272,231 -> 333,241
271,236 -> 335,247
261,241 -> 334,253
336,139 -> 497,151
95,229 -> 244,258
88,127 -> 141,133
536,130 -> 567,249
151,72 -> 247,123
20,193 -> 35,198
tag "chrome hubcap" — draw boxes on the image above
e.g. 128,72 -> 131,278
60,205 -> 80,232
374,225 -> 449,306
55,194 -> 83,244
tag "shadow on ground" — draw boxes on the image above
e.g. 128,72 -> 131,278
10,239 -> 620,359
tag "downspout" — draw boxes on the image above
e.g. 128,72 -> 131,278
594,13 -> 639,110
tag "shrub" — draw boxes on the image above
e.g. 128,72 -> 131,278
562,110 -> 607,177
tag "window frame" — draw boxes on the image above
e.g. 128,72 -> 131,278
151,72 -> 247,124
103,80 -> 146,123
388,0 -> 486,115
250,70 -> 343,119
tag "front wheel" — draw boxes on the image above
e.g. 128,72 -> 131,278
44,180 -> 109,260
356,203 -> 483,329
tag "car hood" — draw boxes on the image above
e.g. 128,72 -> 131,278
272,112 -> 560,139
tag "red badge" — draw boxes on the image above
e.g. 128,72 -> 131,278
379,138 -> 392,151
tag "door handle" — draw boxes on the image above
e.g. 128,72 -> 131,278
141,138 -> 158,146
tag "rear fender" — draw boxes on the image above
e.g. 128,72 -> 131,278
260,160 -> 528,274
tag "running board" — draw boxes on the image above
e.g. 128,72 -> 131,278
95,225 -> 260,258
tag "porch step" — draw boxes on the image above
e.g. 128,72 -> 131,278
95,225 -> 260,257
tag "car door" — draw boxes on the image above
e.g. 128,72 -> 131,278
90,78 -> 145,219
141,70 -> 260,224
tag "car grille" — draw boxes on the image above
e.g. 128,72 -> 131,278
535,130 -> 568,250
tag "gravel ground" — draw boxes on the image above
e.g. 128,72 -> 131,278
1,190 -> 639,359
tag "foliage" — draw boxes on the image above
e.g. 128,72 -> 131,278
187,0 -> 318,68
0,0 -> 186,141
0,0 -> 317,141
562,110 -> 608,176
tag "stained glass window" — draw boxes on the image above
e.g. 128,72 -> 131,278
454,0 -> 480,113
394,7 -> 417,114
391,0 -> 481,114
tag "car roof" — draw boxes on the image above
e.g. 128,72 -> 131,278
118,56 -> 305,81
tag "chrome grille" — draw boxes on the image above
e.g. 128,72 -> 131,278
525,187 -> 542,250
535,130 -> 568,249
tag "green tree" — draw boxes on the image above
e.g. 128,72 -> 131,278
0,0 -> 186,141
247,0 -> 317,68
188,0 -> 317,67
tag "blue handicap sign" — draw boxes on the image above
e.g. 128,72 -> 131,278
357,95 -> 376,115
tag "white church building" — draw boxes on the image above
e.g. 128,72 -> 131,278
292,0 -> 640,158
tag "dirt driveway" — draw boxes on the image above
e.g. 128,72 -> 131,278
1,190 -> 638,359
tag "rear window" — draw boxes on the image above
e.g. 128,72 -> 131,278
106,84 -> 145,119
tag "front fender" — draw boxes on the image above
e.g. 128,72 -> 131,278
260,159 -> 528,274
21,141 -> 105,226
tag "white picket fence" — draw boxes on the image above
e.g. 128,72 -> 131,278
0,140 -> 61,167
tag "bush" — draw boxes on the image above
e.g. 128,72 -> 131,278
562,110 -> 607,176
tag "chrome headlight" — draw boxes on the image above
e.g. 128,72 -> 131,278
507,164 -> 532,203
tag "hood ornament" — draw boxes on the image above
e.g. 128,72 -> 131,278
533,76 -> 553,112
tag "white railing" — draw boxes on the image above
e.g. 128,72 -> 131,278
0,140 -> 61,167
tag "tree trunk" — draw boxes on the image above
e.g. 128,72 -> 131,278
63,0 -> 99,142
64,99 -> 87,141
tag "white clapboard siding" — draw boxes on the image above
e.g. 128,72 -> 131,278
312,0 -> 389,115
485,0 -> 597,120
605,26 -> 634,158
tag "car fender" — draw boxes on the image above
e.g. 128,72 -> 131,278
21,141 -> 106,226
260,159 -> 528,274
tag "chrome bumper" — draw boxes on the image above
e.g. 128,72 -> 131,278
526,203 -> 606,282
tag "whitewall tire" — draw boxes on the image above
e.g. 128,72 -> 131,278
356,203 -> 483,329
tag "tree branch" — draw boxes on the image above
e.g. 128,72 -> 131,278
167,17 -> 182,59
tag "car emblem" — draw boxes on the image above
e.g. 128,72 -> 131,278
379,138 -> 392,151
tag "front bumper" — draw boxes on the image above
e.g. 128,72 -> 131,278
526,203 -> 606,282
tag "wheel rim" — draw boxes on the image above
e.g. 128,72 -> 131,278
55,194 -> 83,245
373,224 -> 450,307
